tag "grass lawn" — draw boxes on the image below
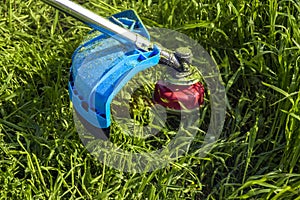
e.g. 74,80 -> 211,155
0,0 -> 299,199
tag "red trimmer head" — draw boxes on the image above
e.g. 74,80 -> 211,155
154,81 -> 204,111
154,47 -> 205,112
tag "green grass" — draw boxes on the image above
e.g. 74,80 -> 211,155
0,0 -> 299,199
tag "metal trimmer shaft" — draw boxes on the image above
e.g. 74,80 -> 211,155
42,0 -> 182,68
42,0 -> 153,50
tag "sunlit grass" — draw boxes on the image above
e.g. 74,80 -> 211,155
0,0 -> 299,199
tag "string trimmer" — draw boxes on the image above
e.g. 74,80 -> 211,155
42,0 -> 205,133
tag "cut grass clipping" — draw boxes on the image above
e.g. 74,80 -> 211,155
0,0 -> 299,199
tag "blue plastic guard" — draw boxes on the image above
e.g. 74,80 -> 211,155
69,10 -> 160,128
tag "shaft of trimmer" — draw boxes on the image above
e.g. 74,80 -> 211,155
42,0 -> 153,50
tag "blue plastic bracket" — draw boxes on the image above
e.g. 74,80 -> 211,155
69,10 -> 160,128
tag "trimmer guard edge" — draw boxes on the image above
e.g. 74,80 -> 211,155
68,10 -> 160,128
